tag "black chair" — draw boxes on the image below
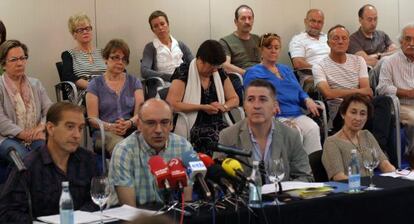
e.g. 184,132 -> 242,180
142,77 -> 167,100
308,150 -> 328,182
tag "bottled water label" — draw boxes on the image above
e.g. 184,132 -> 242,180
60,209 -> 74,224
248,183 -> 262,208
348,174 -> 361,192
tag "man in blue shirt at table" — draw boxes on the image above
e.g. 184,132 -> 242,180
0,102 -> 98,222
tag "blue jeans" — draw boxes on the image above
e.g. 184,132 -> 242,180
0,138 -> 45,162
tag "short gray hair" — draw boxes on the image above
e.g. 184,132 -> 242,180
399,23 -> 414,42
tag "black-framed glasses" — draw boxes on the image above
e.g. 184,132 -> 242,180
109,55 -> 128,64
7,56 -> 28,63
75,26 -> 93,34
260,33 -> 280,47
140,118 -> 171,128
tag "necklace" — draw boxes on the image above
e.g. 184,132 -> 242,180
342,129 -> 360,150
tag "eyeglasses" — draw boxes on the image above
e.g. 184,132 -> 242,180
260,33 -> 280,47
75,26 -> 93,34
140,118 -> 171,128
109,55 -> 128,64
7,56 -> 28,63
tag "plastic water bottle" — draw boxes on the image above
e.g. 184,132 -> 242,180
59,181 -> 74,224
348,149 -> 361,193
248,161 -> 262,208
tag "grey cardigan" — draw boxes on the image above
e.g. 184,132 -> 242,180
140,40 -> 194,80
217,118 -> 313,182
0,77 -> 52,144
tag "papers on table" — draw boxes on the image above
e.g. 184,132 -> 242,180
37,210 -> 116,224
381,170 -> 414,180
261,181 -> 326,195
99,204 -> 161,221
36,205 -> 160,223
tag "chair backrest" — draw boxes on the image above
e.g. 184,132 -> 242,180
56,61 -> 64,81
227,72 -> 244,107
308,150 -> 329,182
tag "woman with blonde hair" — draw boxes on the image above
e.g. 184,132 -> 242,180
61,13 -> 106,90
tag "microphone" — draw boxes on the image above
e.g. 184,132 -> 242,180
207,142 -> 252,157
221,158 -> 252,183
167,158 -> 188,189
181,151 -> 212,199
198,153 -> 236,194
7,147 -> 26,172
148,156 -> 171,189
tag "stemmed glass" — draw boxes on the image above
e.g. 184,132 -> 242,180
266,158 -> 285,196
91,176 -> 111,223
363,148 -> 380,191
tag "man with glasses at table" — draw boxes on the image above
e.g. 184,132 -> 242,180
109,98 -> 195,207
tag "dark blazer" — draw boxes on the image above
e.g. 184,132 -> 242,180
217,118 -> 313,182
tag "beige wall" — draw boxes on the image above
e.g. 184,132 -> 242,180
0,0 -> 412,101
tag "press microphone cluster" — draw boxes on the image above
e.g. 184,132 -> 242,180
148,156 -> 171,190
222,158 -> 252,184
207,142 -> 252,157
182,151 -> 212,200
198,153 -> 235,195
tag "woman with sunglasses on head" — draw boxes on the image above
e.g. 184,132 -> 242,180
61,13 -> 106,90
322,93 -> 395,181
166,40 -> 239,155
244,33 -> 322,155
86,39 -> 144,155
0,40 -> 52,162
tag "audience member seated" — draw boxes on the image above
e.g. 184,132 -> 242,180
61,13 -> 106,90
0,40 -> 52,162
86,39 -> 144,155
244,33 -> 322,155
109,99 -> 194,206
0,102 -> 99,222
322,93 -> 395,181
0,20 -> 6,74
166,40 -> 239,154
348,4 -> 397,68
219,4 -> 260,76
376,23 -> 414,152
215,79 -> 313,182
289,9 -> 330,92
141,10 -> 193,82
313,25 -> 373,128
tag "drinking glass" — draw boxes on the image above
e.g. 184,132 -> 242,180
91,176 -> 110,223
363,148 -> 380,191
266,158 -> 285,195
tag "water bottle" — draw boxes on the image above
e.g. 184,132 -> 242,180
59,181 -> 74,224
348,149 -> 361,193
248,161 -> 262,208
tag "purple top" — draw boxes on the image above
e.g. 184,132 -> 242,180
87,74 -> 142,122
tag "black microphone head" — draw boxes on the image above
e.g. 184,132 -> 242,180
206,164 -> 239,192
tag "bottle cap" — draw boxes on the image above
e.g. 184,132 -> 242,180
351,149 -> 357,154
62,181 -> 69,187
252,161 -> 259,166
